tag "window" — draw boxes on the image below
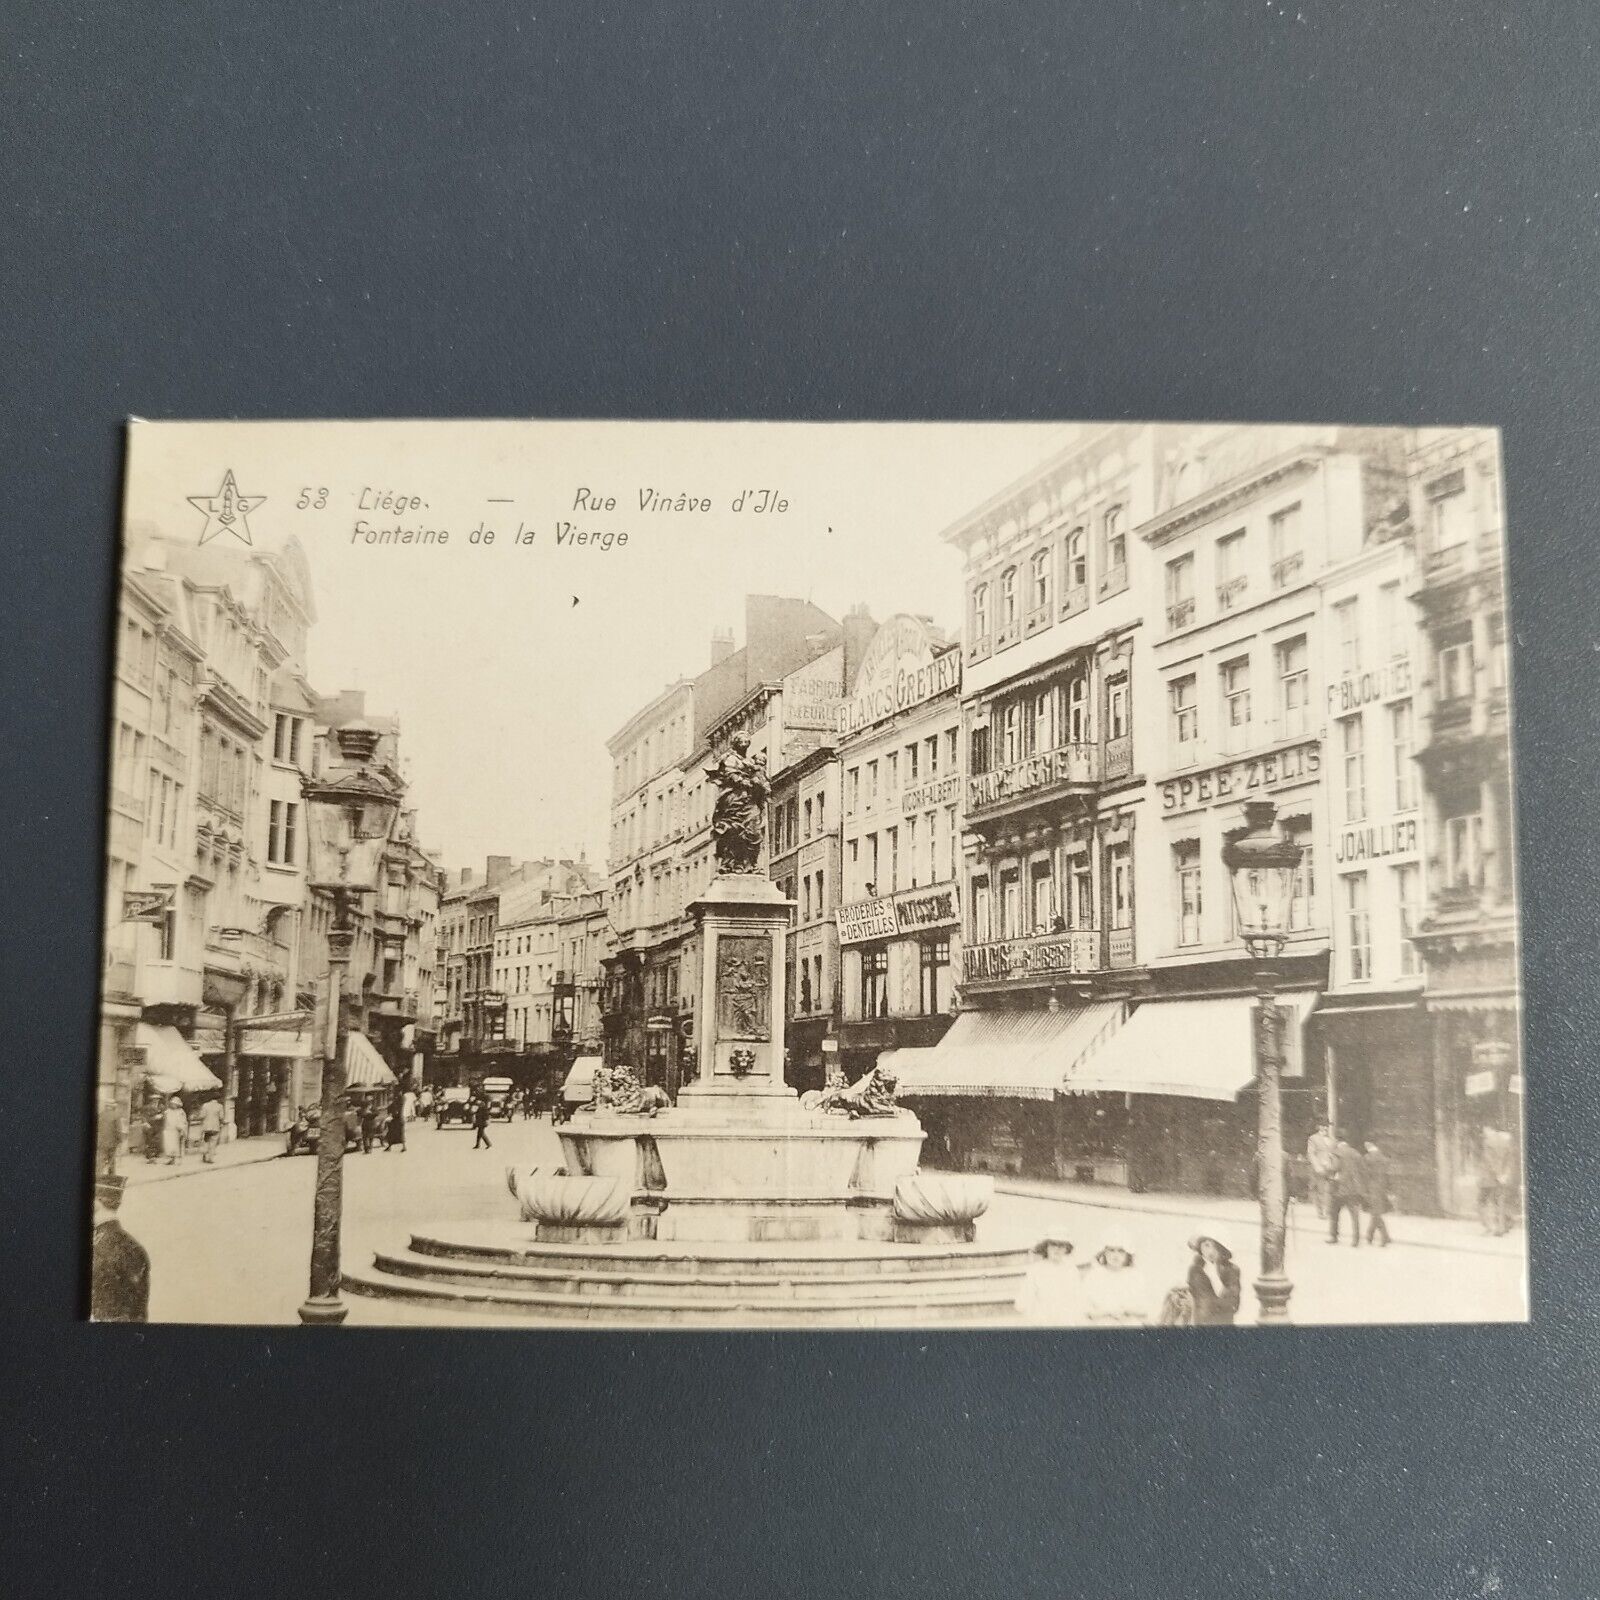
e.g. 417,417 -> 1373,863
1067,673 -> 1090,743
1390,700 -> 1416,810
919,936 -> 952,1016
847,837 -> 859,892
1221,657 -> 1252,752
906,742 -> 919,783
1335,597 -> 1361,675
1102,506 -> 1127,587
946,729 -> 959,771
273,713 -> 303,765
846,766 -> 860,816
1438,629 -> 1474,701
946,805 -> 959,881
1170,674 -> 1198,752
1000,567 -> 1018,629
1216,530 -> 1247,609
1344,874 -> 1371,981
886,827 -> 899,893
802,876 -> 812,924
1286,815 -> 1315,931
904,816 -> 919,886
1277,635 -> 1309,735
1391,862 -> 1422,977
1031,860 -> 1054,932
970,875 -> 992,944
1030,547 -> 1052,613
268,799 -> 299,866
1103,679 -> 1127,749
969,726 -> 991,776
1445,812 -> 1483,890
1033,688 -> 1055,753
1269,503 -> 1304,588
1165,553 -> 1196,630
1340,714 -> 1367,821
865,760 -> 878,808
1174,842 -> 1203,946
1064,528 -> 1087,595
999,703 -> 1021,765
860,946 -> 889,1019
1070,854 -> 1093,929
885,752 -> 898,795
1379,581 -> 1407,662
972,582 -> 989,641
1107,842 -> 1133,929
999,866 -> 1021,940
1428,471 -> 1471,556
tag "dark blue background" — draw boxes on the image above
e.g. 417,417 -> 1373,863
3,4 -> 1597,1596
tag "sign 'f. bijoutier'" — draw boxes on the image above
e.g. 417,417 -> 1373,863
838,615 -> 960,738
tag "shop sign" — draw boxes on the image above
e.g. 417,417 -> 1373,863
1334,815 -> 1419,865
839,615 -> 960,738
837,897 -> 899,945
837,885 -> 960,944
964,931 -> 1097,982
1160,740 -> 1321,815
1472,1040 -> 1514,1073
1464,1069 -> 1498,1099
903,773 -> 960,814
968,743 -> 1097,812
781,647 -> 843,732
1326,655 -> 1413,716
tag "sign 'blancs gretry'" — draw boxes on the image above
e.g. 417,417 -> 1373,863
838,614 -> 961,739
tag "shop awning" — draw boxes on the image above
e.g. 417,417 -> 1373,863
135,1023 -> 222,1095
344,1030 -> 397,1088
886,1002 -> 1125,1101
1063,992 -> 1318,1102
563,1055 -> 603,1102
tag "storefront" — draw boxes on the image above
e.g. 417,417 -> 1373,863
1428,997 -> 1522,1220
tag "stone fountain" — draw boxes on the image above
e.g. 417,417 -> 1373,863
345,735 -> 1029,1325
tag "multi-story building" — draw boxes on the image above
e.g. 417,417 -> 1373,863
900,429 -> 1154,1180
1408,428 -> 1519,1216
833,614 -> 965,1093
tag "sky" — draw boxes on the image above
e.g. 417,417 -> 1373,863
124,419 -> 1072,871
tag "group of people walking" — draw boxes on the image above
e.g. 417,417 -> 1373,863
1305,1124 -> 1394,1247
140,1092 -> 224,1166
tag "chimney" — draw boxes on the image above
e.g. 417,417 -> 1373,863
842,604 -> 878,689
459,867 -> 474,887
710,627 -> 735,666
486,855 -> 514,888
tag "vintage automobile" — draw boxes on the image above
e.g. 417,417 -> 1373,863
286,1104 -> 363,1156
435,1086 -> 474,1128
480,1076 -> 517,1121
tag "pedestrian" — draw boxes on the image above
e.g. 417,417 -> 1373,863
1326,1135 -> 1366,1247
287,1108 -> 310,1156
401,1086 -> 417,1125
1023,1236 -> 1078,1324
1078,1243 -> 1150,1326
1186,1235 -> 1242,1326
90,1174 -> 150,1322
345,1101 -> 363,1152
385,1095 -> 406,1152
1477,1126 -> 1516,1237
196,1093 -> 224,1164
161,1095 -> 188,1165
143,1101 -> 164,1163
1362,1140 -> 1392,1246
1306,1120 -> 1337,1219
472,1094 -> 493,1149
359,1099 -> 378,1154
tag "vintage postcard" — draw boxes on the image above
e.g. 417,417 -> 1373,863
91,419 -> 1526,1328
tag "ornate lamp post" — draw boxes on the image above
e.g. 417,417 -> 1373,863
297,722 -> 403,1326
1221,798 -> 1305,1324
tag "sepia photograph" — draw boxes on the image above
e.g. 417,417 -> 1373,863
92,418 -> 1526,1329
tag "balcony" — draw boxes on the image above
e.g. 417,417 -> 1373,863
967,742 -> 1100,819
1425,543 -> 1469,581
1217,576 -> 1248,613
1271,552 -> 1305,590
1166,598 -> 1196,632
104,952 -> 139,1001
1024,604 -> 1051,638
1430,696 -> 1474,739
1058,582 -> 1089,620
1097,563 -> 1128,598
963,929 -> 1103,985
141,961 -> 203,1007
1107,926 -> 1136,968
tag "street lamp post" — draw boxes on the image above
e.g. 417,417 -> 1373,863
1221,798 -> 1305,1325
297,722 -> 403,1327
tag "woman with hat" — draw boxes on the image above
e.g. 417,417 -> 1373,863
1186,1235 -> 1242,1326
1078,1242 -> 1151,1326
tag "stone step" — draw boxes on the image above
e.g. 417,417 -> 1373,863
371,1246 -> 1027,1304
408,1225 -> 1029,1280
342,1264 -> 1024,1326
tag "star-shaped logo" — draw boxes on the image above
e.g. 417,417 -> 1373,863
188,470 -> 265,545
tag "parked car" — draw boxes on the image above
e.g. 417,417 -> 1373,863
287,1104 -> 363,1155
480,1076 -> 516,1121
436,1087 -> 473,1128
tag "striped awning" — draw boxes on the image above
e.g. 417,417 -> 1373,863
886,1002 -> 1125,1101
344,1030 -> 397,1087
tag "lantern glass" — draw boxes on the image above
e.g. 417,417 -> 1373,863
302,778 -> 402,892
1221,800 -> 1304,958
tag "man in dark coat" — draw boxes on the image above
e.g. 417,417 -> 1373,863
1327,1137 -> 1366,1247
1362,1140 -> 1393,1246
359,1100 -> 378,1154
472,1095 -> 492,1149
91,1175 -> 150,1322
